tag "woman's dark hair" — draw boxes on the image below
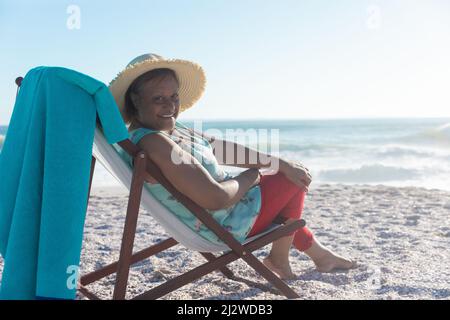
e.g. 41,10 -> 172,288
124,68 -> 179,124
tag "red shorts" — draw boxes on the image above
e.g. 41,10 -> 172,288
247,172 -> 314,251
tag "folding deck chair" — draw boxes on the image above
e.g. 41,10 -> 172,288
15,77 -> 306,300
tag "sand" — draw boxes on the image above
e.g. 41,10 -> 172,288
1,184 -> 449,300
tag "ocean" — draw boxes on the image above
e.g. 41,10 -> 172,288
1,118 -> 450,191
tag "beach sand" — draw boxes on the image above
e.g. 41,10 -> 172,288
1,184 -> 449,300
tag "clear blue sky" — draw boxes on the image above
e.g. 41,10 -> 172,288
1,0 -> 450,125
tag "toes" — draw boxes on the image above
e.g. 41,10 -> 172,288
339,257 -> 357,269
315,256 -> 357,273
349,260 -> 359,269
263,258 -> 296,280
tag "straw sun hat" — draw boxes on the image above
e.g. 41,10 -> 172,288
109,53 -> 206,123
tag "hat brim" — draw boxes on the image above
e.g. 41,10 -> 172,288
109,58 -> 206,124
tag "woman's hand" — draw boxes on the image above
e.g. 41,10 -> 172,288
279,159 -> 312,192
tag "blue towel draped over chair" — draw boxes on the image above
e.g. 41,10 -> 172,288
0,66 -> 129,299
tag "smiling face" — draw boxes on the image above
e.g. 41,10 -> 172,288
128,70 -> 180,132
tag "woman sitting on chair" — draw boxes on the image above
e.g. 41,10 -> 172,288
109,53 -> 356,279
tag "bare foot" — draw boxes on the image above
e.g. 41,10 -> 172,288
263,256 -> 297,280
314,251 -> 357,273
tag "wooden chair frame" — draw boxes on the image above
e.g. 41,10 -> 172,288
79,139 -> 305,300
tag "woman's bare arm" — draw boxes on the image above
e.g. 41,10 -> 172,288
211,137 -> 280,169
183,128 -> 279,169
137,133 -> 260,211
195,130 -> 312,191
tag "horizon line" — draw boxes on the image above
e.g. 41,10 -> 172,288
1,116 -> 450,127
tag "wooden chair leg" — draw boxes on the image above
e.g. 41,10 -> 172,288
200,252 -> 292,298
81,238 -> 178,286
133,250 -> 238,300
133,221 -> 303,300
112,152 -> 147,300
200,252 -> 235,279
